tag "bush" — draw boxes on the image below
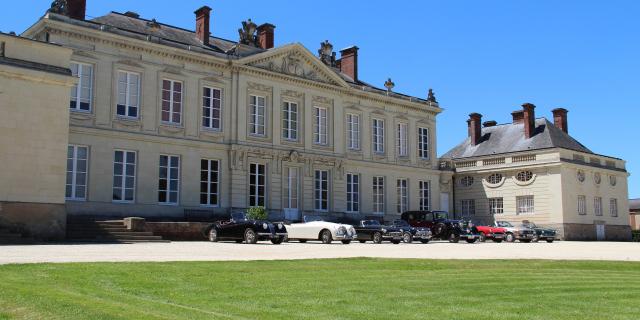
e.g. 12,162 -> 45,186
246,206 -> 268,220
632,230 -> 640,242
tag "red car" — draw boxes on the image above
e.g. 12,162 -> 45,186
471,222 -> 506,243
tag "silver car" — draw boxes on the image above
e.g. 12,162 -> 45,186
494,221 -> 536,243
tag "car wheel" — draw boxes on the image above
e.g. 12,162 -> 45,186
546,239 -> 554,243
271,237 -> 284,245
244,228 -> 258,244
208,228 -> 218,242
372,232 -> 383,244
493,239 -> 503,243
521,239 -> 532,243
298,239 -> 307,243
466,238 -> 477,243
479,233 -> 486,242
391,240 -> 401,244
449,233 -> 460,243
403,232 -> 413,243
359,240 -> 367,243
505,233 -> 516,243
420,239 -> 430,244
341,240 -> 351,244
321,230 -> 333,244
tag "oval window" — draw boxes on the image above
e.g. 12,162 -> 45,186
487,173 -> 503,184
516,171 -> 533,182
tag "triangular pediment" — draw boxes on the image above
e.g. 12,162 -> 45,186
236,43 -> 349,88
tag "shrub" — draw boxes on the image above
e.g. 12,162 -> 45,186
632,230 -> 640,242
246,206 -> 268,220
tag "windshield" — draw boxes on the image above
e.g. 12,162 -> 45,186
303,215 -> 325,223
523,222 -> 536,228
496,221 -> 513,227
231,212 -> 247,221
433,211 -> 449,220
362,220 -> 381,226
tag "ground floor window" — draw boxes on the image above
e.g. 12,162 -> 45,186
314,170 -> 329,211
284,167 -> 298,209
200,159 -> 219,206
461,199 -> 475,216
594,197 -> 603,216
397,179 -> 408,214
373,176 -> 385,214
610,198 -> 618,217
516,195 -> 535,215
488,197 -> 503,215
113,150 -> 136,202
419,180 -> 430,211
578,195 -> 586,215
249,163 -> 266,207
66,145 -> 88,200
346,173 -> 359,212
158,155 -> 180,204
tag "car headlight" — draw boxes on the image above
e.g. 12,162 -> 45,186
349,227 -> 356,235
381,228 -> 387,233
278,223 -> 283,230
337,226 -> 347,235
262,223 -> 268,230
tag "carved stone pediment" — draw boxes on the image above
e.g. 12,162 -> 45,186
246,49 -> 343,86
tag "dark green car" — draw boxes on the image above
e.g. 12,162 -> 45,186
521,221 -> 557,243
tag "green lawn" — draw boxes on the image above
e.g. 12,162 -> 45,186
0,259 -> 639,319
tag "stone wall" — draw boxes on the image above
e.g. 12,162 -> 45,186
0,202 -> 66,240
145,222 -> 211,241
560,223 -> 632,241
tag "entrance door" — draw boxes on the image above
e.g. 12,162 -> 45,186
440,193 -> 450,213
596,224 -> 605,241
284,167 -> 300,221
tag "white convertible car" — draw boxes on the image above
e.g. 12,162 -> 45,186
285,216 -> 357,244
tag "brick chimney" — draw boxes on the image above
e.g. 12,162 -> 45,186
67,0 -> 86,20
483,120 -> 497,128
257,23 -> 275,49
339,46 -> 359,82
194,6 -> 212,46
522,103 -> 536,139
469,113 -> 483,146
552,108 -> 569,134
512,110 -> 524,124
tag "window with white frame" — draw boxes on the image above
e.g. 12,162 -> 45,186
346,173 -> 359,212
161,79 -> 182,124
202,87 -> 222,130
249,95 -> 266,136
489,198 -> 504,215
397,123 -> 408,157
577,195 -> 587,215
346,113 -> 360,150
372,119 -> 385,153
373,176 -> 385,214
418,127 -> 430,159
113,150 -> 136,202
249,163 -> 266,207
610,198 -> 618,217
516,195 -> 535,214
396,179 -> 408,214
66,145 -> 88,200
282,101 -> 298,140
116,71 -> 140,118
70,62 -> 93,111
158,155 -> 180,204
314,170 -> 329,211
284,167 -> 298,209
419,180 -> 431,211
594,197 -> 603,216
313,106 -> 328,145
461,199 -> 475,216
200,159 -> 219,206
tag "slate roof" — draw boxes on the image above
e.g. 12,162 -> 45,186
441,118 -> 593,159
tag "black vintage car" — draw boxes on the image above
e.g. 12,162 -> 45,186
521,220 -> 557,243
354,220 -> 403,244
390,219 -> 433,243
401,211 -> 479,243
204,212 -> 287,244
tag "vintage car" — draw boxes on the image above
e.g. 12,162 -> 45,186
494,221 -> 536,243
285,216 -> 356,244
204,212 -> 287,244
354,220 -> 403,244
468,220 -> 506,243
521,221 -> 557,243
401,211 -> 479,243
389,219 -> 433,243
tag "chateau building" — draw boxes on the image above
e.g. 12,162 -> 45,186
441,104 -> 631,240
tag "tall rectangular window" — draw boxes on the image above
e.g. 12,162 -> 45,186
314,106 -> 328,145
418,127 -> 430,159
516,195 -> 535,215
284,167 -> 298,209
461,199 -> 475,216
489,197 -> 504,215
397,123 -> 408,157
346,113 -> 360,150
610,198 -> 618,217
372,119 -> 385,154
66,145 -> 88,200
346,173 -> 359,212
577,195 -> 587,215
594,197 -> 603,216
249,163 -> 266,207
282,101 -> 298,140
202,87 -> 222,130
314,170 -> 329,211
158,155 -> 180,204
373,176 -> 385,214
249,95 -> 266,136
200,159 -> 219,206
117,71 -> 140,118
113,150 -> 136,202
70,62 -> 93,111
161,79 -> 182,124
419,180 -> 431,211
396,179 -> 408,214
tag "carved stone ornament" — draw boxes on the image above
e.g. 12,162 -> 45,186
318,40 -> 337,67
238,19 -> 258,46
49,0 -> 68,14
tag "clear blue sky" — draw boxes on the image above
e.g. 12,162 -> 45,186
2,1 -> 638,198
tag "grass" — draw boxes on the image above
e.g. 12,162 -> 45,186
0,259 -> 639,319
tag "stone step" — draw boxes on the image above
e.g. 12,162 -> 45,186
68,238 -> 170,243
98,235 -> 163,241
67,231 -> 155,237
67,227 -> 129,232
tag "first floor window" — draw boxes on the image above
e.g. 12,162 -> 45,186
577,195 -> 587,215
161,79 -> 182,124
396,179 -> 408,214
282,101 -> 298,140
516,195 -> 535,215
202,87 -> 222,130
419,180 -> 431,211
346,113 -> 360,150
418,127 -> 430,159
117,71 -> 140,118
489,198 -> 504,215
158,155 -> 180,204
372,119 -> 385,153
113,150 -> 136,202
200,159 -> 220,206
70,62 -> 93,111
397,123 -> 408,157
66,145 -> 88,200
284,167 -> 298,209
314,170 -> 329,211
249,95 -> 266,136
610,198 -> 618,217
461,199 -> 475,216
594,197 -> 603,216
346,173 -> 359,212
249,163 -> 266,207
373,176 -> 385,214
314,106 -> 328,145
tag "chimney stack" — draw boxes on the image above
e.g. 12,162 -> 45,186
257,23 -> 276,49
483,120 -> 497,128
67,0 -> 86,20
194,6 -> 212,46
552,108 -> 569,134
512,110 -> 524,124
469,113 -> 483,146
522,103 -> 536,139
339,46 -> 359,82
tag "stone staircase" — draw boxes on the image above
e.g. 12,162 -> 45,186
67,218 -> 168,243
